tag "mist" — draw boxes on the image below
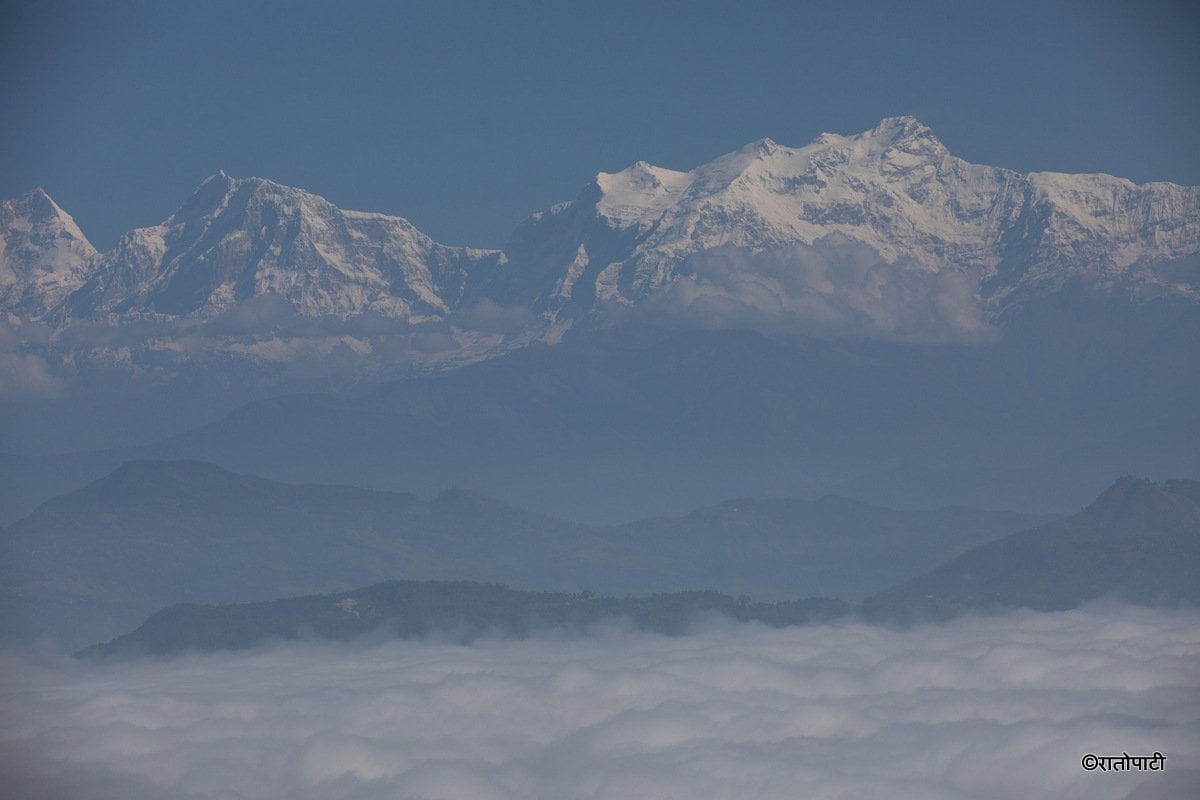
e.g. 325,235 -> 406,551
3,605 -> 1196,800
645,237 -> 995,343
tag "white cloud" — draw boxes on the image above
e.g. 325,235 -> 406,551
646,238 -> 995,343
1,605 -> 1197,800
0,316 -> 61,398
0,351 -> 60,398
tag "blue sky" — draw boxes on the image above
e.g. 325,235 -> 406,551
2,0 -> 1197,250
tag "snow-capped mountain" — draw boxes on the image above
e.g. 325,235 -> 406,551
0,188 -> 98,318
2,120 -> 1199,516
60,171 -> 497,324
2,116 -> 1198,351
483,116 -> 1200,336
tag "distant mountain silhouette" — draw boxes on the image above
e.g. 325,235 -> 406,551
80,580 -> 850,660
866,477 -> 1200,618
3,119 -> 1198,526
73,476 -> 1200,658
0,459 -> 1045,648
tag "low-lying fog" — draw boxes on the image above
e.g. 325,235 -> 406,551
2,605 -> 1197,800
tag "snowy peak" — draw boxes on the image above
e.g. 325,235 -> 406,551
5,116 -> 1198,359
594,161 -> 694,228
14,187 -> 62,221
588,116 -> 958,238
65,173 -> 497,322
169,169 -> 239,222
860,115 -> 946,151
0,187 -> 98,317
487,117 -> 1200,341
167,171 -> 350,235
796,116 -> 949,166
748,136 -> 781,154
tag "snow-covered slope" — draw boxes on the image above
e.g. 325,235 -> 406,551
483,117 -> 1200,337
0,188 -> 98,317
62,171 -> 497,324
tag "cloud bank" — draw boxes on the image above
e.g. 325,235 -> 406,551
2,605 -> 1197,800
0,316 -> 60,398
646,237 -> 994,343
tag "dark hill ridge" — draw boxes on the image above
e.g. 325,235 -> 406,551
0,459 -> 607,647
79,581 -> 851,660
866,477 -> 1200,618
79,477 -> 1200,659
0,459 -> 1048,649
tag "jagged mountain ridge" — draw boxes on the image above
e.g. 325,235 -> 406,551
3,120 -> 1198,505
82,581 -> 851,659
61,170 -> 499,323
483,116 -> 1200,333
3,116 -> 1197,345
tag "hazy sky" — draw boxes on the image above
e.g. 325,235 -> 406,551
2,0 -> 1198,251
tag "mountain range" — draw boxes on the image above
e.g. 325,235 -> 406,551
868,476 -> 1200,616
3,116 -> 1197,654
5,117 -> 1198,358
0,459 -> 1047,648
2,116 -> 1198,526
80,582 -> 852,660
80,476 -> 1200,659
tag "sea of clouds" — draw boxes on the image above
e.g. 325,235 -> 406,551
2,605 -> 1197,800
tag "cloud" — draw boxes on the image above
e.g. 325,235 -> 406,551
0,317 -> 61,398
0,351 -> 60,398
0,316 -> 60,398
1,605 -> 1197,799
222,334 -> 373,362
451,298 -> 538,336
645,237 -> 996,343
